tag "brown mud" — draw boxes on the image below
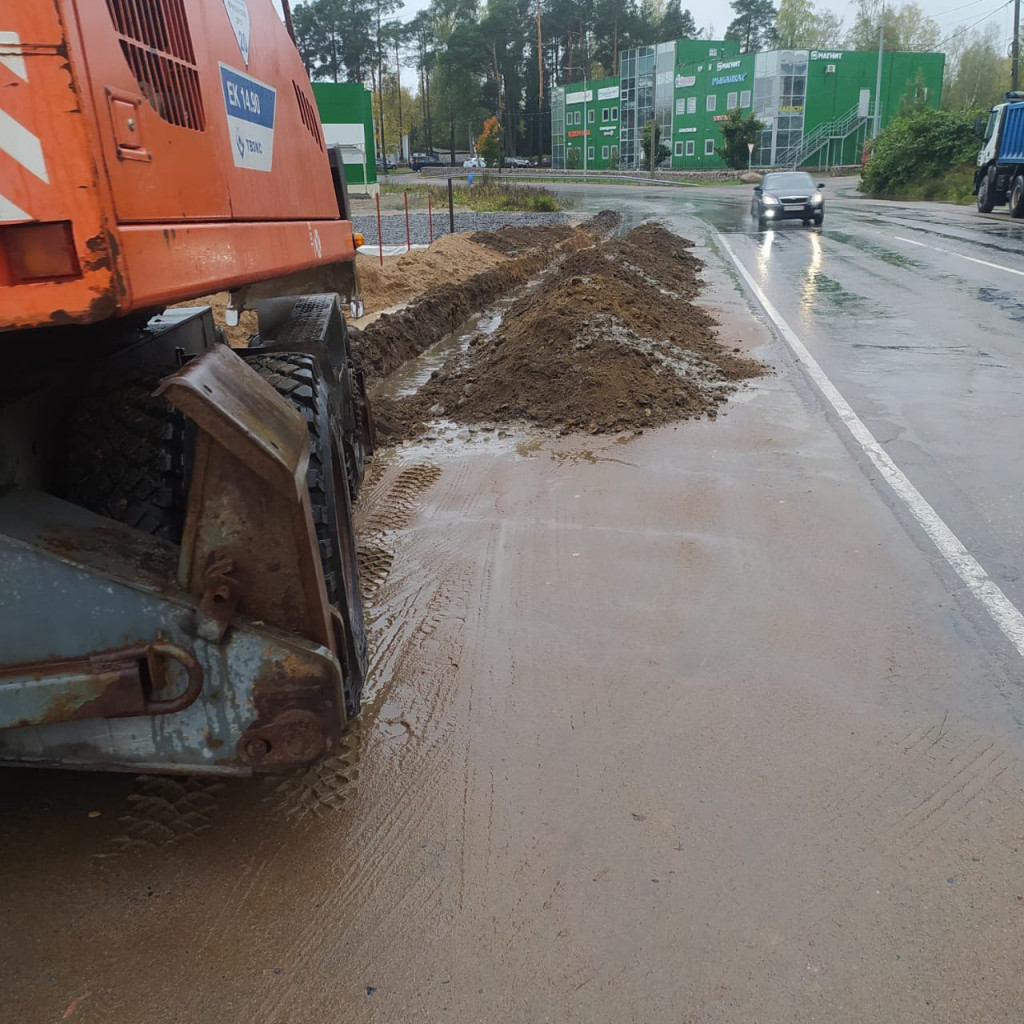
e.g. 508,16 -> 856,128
351,212 -> 621,382
374,222 -> 766,439
465,209 -> 621,257
356,233 -> 510,313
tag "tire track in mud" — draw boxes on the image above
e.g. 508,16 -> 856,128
102,776 -> 228,855
820,717 -> 1021,882
253,474 -> 482,1023
266,728 -> 364,821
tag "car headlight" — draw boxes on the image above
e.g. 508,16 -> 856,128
763,196 -> 779,205
811,193 -> 823,204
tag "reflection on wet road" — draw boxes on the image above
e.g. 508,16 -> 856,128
716,184 -> 1024,629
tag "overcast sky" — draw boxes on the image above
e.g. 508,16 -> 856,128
387,0 -> 1018,90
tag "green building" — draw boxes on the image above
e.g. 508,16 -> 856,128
311,82 -> 378,193
561,76 -> 621,170
552,43 -> 944,171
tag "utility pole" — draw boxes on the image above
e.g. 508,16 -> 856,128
536,1 -> 544,164
536,0 -> 544,106
872,1 -> 885,139
1012,0 -> 1021,91
376,8 -> 387,174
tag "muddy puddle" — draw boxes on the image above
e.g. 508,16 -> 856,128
374,273 -> 538,402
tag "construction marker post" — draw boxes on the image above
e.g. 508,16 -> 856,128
404,190 -> 411,253
447,178 -> 455,235
428,192 -> 433,243
375,192 -> 383,266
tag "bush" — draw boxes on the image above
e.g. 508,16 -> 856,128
860,108 -> 982,199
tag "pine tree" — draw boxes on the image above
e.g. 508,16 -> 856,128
724,0 -> 778,53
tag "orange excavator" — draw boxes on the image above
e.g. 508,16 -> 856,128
0,0 -> 374,773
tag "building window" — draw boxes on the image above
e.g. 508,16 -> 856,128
704,138 -> 715,155
602,108 -> 610,122
612,106 -> 618,120
740,89 -> 751,107
588,109 -> 595,123
602,145 -> 610,158
727,91 -> 738,109
706,94 -> 716,112
687,96 -> 696,114
588,146 -> 594,160
674,140 -> 684,156
685,140 -> 695,156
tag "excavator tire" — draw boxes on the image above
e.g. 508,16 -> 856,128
243,351 -> 366,716
65,373 -> 190,542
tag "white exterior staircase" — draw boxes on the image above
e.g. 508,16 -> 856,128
774,99 -> 877,168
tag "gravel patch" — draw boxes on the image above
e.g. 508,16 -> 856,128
352,211 -> 571,246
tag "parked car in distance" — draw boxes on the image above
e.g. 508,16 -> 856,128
536,156 -> 552,168
463,156 -> 485,168
375,156 -> 397,171
411,153 -> 445,171
503,155 -> 531,168
751,171 -> 824,229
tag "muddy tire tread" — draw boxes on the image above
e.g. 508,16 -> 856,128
243,353 -> 342,605
66,376 -> 188,542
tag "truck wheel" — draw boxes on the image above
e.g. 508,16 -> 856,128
977,173 -> 995,213
1010,176 -> 1024,218
66,373 -> 190,542
244,352 -> 366,716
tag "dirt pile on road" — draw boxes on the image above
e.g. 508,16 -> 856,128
357,234 -> 510,313
353,213 -> 621,381
469,224 -> 577,256
375,222 -> 765,437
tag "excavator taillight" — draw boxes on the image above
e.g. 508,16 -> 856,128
2,221 -> 81,282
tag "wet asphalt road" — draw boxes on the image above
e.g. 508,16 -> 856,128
564,178 -> 1024,668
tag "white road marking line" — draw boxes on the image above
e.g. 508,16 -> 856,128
0,108 -> 48,183
718,232 -> 1024,660
950,251 -> 1024,278
893,234 -> 1024,278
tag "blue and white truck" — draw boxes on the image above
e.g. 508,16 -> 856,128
975,93 -> 1024,216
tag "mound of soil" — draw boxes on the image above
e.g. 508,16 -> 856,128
357,234 -> 510,314
470,210 -> 622,257
354,213 -> 622,382
470,224 -> 577,256
375,222 -> 765,438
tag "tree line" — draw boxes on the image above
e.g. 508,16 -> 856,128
293,0 -> 1022,162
